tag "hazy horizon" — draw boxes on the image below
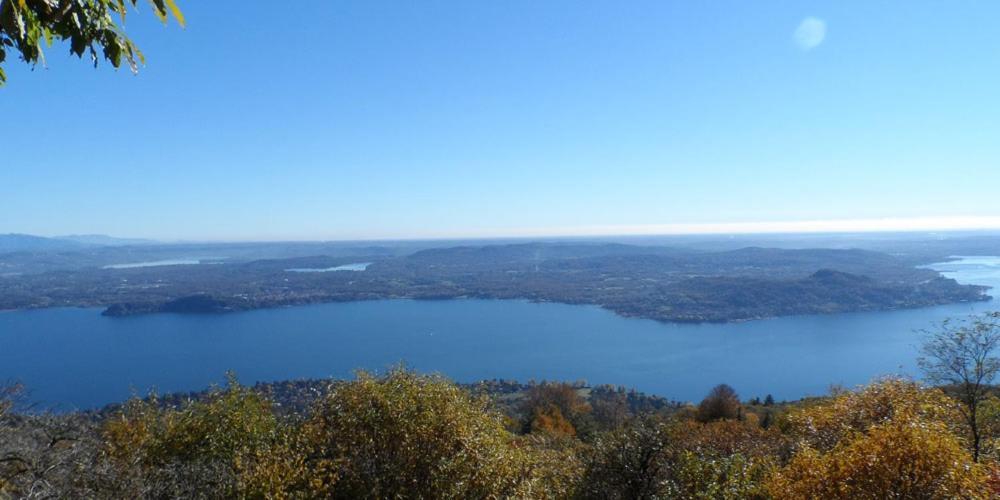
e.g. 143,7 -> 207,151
11,215 -> 1000,243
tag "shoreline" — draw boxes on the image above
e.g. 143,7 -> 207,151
1,291 -> 991,325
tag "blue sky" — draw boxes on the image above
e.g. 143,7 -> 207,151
3,1 -> 1000,240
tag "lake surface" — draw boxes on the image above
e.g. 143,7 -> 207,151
2,257 -> 999,411
104,259 -> 211,269
285,262 -> 371,272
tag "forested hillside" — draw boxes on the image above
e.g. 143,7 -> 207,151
0,243 -> 987,323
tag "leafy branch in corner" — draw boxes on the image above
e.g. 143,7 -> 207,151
0,0 -> 184,85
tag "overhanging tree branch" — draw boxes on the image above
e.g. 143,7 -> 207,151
0,0 -> 183,85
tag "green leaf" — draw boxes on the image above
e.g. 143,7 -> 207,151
148,0 -> 168,23
104,40 -> 122,68
70,33 -> 85,56
0,0 -> 179,86
132,43 -> 146,66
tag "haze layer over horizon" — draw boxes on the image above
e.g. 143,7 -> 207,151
13,215 -> 1000,243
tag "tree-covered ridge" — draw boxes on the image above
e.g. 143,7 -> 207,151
0,243 -> 987,323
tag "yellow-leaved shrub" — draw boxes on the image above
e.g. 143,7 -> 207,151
100,374 -> 303,498
768,378 -> 988,499
300,368 -> 540,498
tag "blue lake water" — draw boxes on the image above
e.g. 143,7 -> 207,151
2,257 -> 999,411
285,262 -> 371,272
104,259 -> 211,269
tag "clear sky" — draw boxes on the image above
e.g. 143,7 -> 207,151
3,1 -> 1000,241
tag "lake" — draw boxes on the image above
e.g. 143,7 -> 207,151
285,262 -> 371,272
103,258 -> 216,269
2,257 -> 999,411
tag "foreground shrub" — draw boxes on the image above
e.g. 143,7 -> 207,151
672,451 -> 771,500
0,383 -> 13,495
976,394 -> 1000,463
768,378 -> 988,499
0,413 -> 101,498
769,419 -> 987,498
668,419 -> 782,499
514,434 -> 587,499
782,377 -> 963,451
97,375 -> 302,498
580,417 -> 674,499
671,418 -> 790,461
301,368 -> 535,498
580,417 -> 777,499
7,371 -> 1000,498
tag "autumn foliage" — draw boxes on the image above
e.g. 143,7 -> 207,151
299,368 -> 531,498
3,372 -> 1000,498
768,378 -> 988,498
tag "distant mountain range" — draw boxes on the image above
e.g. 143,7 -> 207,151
0,233 -> 155,252
55,234 -> 156,246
